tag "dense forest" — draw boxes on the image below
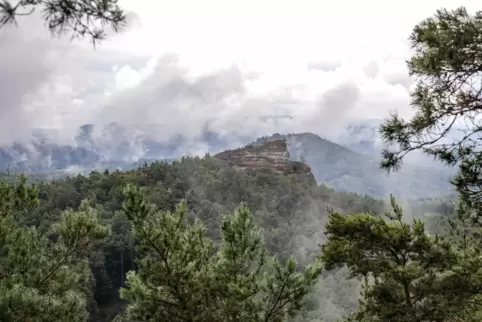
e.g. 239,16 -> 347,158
3,3 -> 482,322
0,155 -> 457,322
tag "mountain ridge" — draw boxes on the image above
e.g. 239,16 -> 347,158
0,124 -> 455,199
214,139 -> 316,185
254,133 -> 454,199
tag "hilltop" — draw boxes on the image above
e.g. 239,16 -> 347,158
214,139 -> 316,184
0,126 -> 455,199
254,133 -> 454,199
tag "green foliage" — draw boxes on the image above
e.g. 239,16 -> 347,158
376,9 -> 482,319
0,157 -> 388,320
119,183 -> 322,322
379,6 -> 482,221
0,176 -> 108,321
0,0 -> 125,44
321,195 -> 482,322
0,159 -> 466,321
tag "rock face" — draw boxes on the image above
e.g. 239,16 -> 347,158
214,139 -> 316,184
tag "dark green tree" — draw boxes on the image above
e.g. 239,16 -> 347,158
320,195 -> 482,322
379,7 -> 482,221
119,183 -> 322,322
0,0 -> 125,43
5,155 -> 386,319
0,176 -> 108,321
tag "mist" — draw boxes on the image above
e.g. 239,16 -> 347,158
0,0 -> 430,155
0,1 -> 474,321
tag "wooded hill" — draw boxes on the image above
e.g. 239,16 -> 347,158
2,150 -> 454,321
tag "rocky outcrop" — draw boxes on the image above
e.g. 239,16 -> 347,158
214,140 -> 316,184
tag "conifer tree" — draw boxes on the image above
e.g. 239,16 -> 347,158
379,7 -> 482,221
320,195 -> 482,322
119,183 -> 322,322
0,175 -> 108,321
0,0 -> 125,43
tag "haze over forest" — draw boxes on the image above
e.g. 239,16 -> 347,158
2,0 -> 482,321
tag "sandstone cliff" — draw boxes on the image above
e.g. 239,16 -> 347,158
214,140 -> 316,184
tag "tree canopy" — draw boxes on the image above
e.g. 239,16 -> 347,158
379,6 -> 482,221
0,157 -> 393,321
321,195 -> 482,321
119,183 -> 322,322
0,175 -> 108,321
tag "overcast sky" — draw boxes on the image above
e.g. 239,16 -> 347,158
0,0 -> 479,146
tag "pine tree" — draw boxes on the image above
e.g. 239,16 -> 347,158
119,183 -> 322,322
379,7 -> 482,221
0,0 -> 125,44
320,195 -> 482,322
0,175 -> 108,321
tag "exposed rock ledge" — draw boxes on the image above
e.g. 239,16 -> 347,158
214,139 -> 316,184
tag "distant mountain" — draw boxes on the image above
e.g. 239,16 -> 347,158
254,133 -> 455,199
0,123 -> 250,174
0,122 -> 456,199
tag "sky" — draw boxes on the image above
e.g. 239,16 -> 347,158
0,0 -> 480,147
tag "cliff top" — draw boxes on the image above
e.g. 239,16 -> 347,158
215,139 -> 288,159
214,139 -> 315,186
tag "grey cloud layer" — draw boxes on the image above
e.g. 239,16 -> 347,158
0,17 -> 55,144
0,15 -> 415,151
0,13 -> 150,145
95,55 -> 369,145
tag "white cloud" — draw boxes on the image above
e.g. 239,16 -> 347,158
115,65 -> 142,89
0,0 -> 480,152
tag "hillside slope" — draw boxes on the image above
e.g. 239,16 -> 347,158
214,139 -> 316,184
5,144 -> 457,322
15,155 -> 388,321
254,133 -> 454,199
0,124 -> 455,199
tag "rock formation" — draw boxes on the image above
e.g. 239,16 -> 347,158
214,139 -> 316,184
